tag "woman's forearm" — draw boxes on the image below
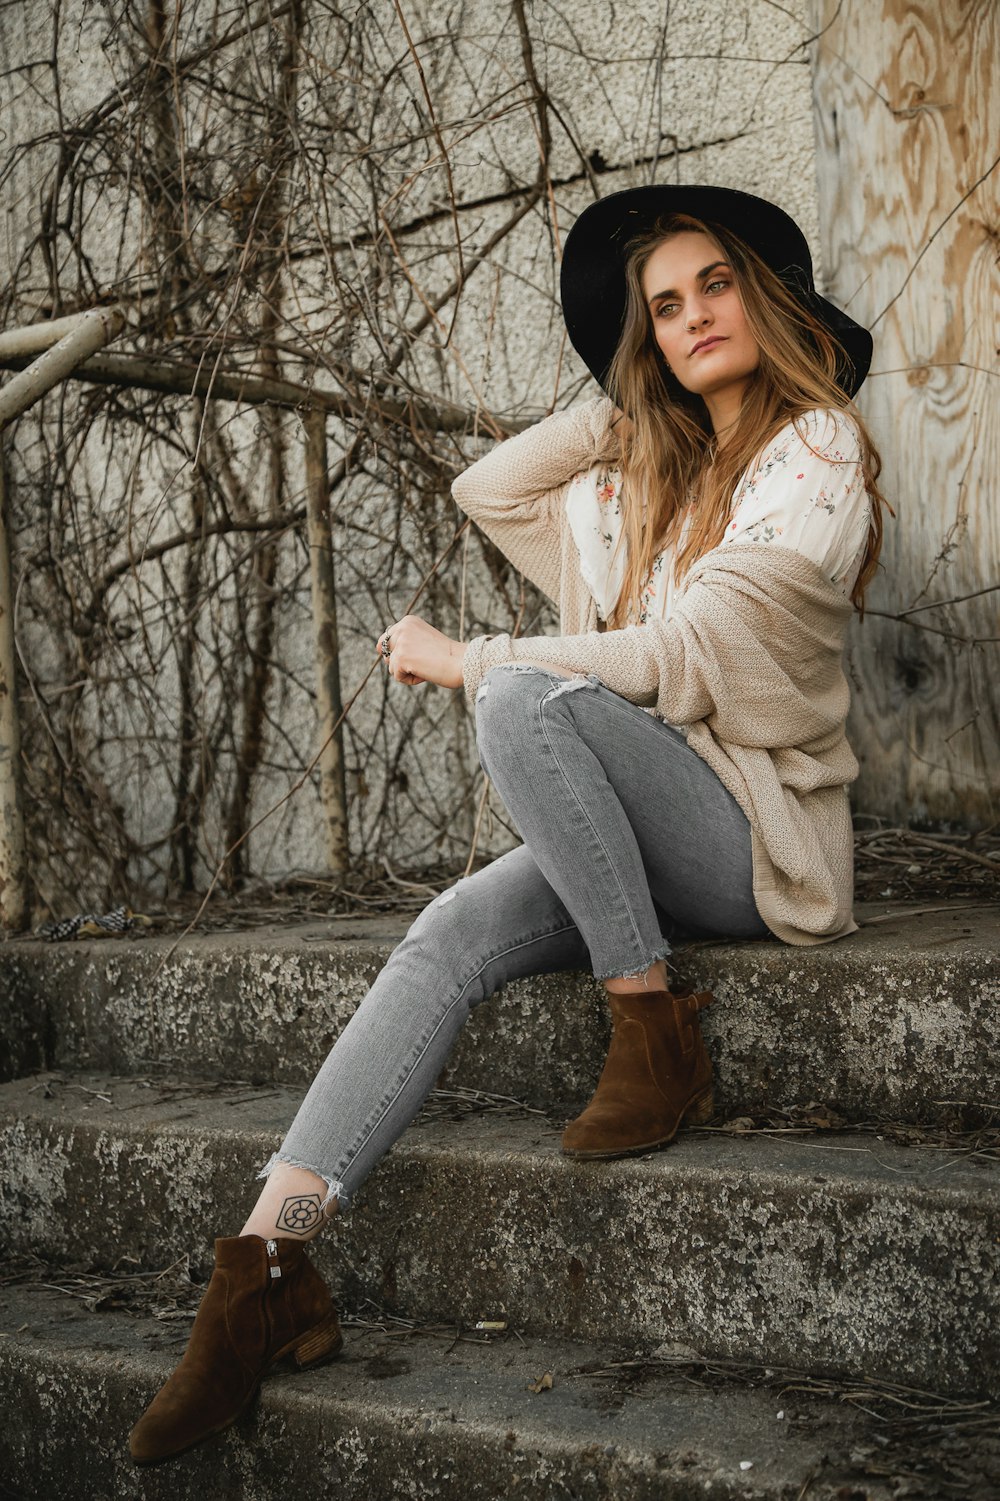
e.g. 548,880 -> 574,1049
451,396 -> 621,514
460,624 -> 660,710
450,397 -> 624,607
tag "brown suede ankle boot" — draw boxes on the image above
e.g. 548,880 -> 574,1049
129,1233 -> 343,1466
561,987 -> 715,1158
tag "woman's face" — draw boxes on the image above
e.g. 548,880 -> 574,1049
640,231 -> 760,412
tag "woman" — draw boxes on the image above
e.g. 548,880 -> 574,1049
129,184 -> 888,1465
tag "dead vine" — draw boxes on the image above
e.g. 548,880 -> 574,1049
0,1 -> 994,923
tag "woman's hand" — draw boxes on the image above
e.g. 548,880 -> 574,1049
375,615 -> 466,690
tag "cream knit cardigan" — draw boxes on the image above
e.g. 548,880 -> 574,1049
452,397 -> 860,947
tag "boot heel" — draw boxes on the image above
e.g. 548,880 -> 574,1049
290,1312 -> 343,1369
683,1088 -> 714,1125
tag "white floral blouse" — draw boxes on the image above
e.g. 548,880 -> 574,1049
565,408 -> 872,626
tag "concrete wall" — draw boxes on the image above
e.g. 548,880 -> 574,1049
0,1 -> 879,909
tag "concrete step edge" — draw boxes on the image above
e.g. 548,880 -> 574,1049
4,1279 -> 980,1501
1,1070 -> 997,1201
3,902 -> 997,1126
2,1072 -> 997,1399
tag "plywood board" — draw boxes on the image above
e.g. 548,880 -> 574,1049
811,0 -> 999,826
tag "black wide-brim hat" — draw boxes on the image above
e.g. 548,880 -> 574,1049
559,184 -> 872,399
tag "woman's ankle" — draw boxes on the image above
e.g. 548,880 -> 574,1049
240,1162 -> 339,1242
604,959 -> 670,995
238,1208 -> 336,1243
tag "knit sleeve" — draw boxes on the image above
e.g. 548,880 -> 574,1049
461,611 -> 714,726
461,542 -> 851,742
451,396 -> 623,604
461,620 -> 662,709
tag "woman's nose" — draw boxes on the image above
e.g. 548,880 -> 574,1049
686,302 -> 711,330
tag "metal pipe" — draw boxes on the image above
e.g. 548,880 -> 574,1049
304,409 -> 349,878
0,460 -> 26,930
0,310 -> 120,360
0,307 -> 126,432
0,304 -> 125,927
0,345 -> 523,433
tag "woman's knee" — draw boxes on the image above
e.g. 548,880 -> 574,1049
474,661 -> 541,717
402,847 -> 540,971
391,873 -> 497,1013
474,664 -> 536,767
405,863 -> 501,954
474,661 -> 594,760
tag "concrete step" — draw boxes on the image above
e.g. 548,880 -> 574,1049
2,901 -> 997,1126
4,1279 -> 995,1501
1,1071 -> 996,1399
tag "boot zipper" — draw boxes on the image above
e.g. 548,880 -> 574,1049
265,1238 -> 282,1279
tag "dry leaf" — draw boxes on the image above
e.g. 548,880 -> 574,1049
528,1371 -> 554,1393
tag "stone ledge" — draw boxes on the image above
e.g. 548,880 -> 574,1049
2,902 -> 997,1124
1,1072 -> 996,1397
3,1279 -> 975,1501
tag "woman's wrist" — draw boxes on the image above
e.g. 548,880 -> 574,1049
449,638 -> 469,690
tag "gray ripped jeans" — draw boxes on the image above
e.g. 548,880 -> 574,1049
257,663 -> 769,1210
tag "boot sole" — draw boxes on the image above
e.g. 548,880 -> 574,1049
130,1312 -> 344,1467
560,1089 -> 715,1160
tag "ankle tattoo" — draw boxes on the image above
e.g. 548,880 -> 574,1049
276,1194 -> 323,1236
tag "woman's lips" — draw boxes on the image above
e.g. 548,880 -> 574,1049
690,336 -> 726,355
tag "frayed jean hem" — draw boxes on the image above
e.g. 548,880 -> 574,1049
256,1150 -> 349,1214
589,935 -> 675,983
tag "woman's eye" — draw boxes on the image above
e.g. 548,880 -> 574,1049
706,279 -> 729,294
655,302 -> 679,317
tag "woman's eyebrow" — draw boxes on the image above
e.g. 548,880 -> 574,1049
647,261 -> 730,304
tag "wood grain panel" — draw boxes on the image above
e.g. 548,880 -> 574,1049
810,0 -> 998,827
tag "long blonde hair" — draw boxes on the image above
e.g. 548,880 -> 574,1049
603,213 -> 891,630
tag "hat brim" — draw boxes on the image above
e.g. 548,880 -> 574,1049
559,185 -> 872,400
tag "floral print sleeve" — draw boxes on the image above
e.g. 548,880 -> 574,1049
564,462 -> 630,621
723,409 -> 871,593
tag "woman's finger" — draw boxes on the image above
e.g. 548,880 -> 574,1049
376,618 -> 405,666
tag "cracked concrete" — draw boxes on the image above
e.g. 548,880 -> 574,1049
0,1073 -> 996,1398
1,1282 -> 944,1500
2,903 -> 996,1124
